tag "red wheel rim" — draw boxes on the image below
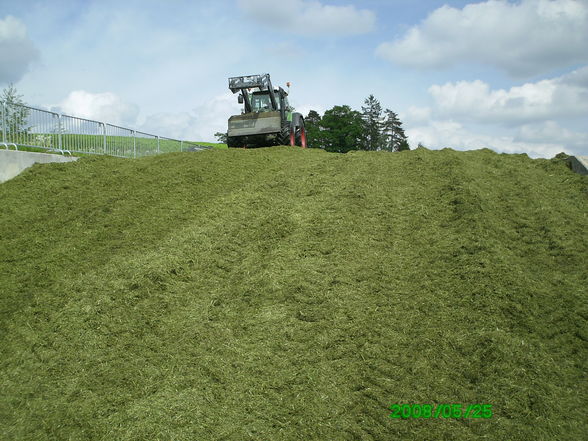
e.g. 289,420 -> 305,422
300,125 -> 307,148
290,129 -> 295,146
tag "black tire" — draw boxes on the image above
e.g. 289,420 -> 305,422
227,136 -> 242,148
277,121 -> 291,146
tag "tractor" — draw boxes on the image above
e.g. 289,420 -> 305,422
226,73 -> 306,148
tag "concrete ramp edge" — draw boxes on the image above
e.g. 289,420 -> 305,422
0,150 -> 78,183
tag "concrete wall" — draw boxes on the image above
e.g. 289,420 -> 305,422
569,156 -> 588,176
0,150 -> 78,183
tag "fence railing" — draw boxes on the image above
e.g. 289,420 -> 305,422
0,100 -> 211,157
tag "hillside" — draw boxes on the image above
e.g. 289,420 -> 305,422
0,146 -> 586,441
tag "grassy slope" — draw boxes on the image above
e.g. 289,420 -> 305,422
0,146 -> 586,441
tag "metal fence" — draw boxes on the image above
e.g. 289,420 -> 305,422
0,100 -> 211,157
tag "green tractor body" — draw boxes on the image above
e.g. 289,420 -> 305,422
226,74 -> 306,148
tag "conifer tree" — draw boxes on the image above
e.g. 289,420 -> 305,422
382,109 -> 409,151
361,94 -> 383,151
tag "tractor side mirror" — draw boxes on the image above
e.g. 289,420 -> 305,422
238,94 -> 244,104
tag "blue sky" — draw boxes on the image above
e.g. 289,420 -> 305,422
1,0 -> 586,157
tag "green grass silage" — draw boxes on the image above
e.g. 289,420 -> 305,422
0,146 -> 586,441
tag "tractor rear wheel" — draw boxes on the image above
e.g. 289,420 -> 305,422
295,120 -> 307,148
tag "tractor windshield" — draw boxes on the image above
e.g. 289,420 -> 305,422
250,92 -> 275,112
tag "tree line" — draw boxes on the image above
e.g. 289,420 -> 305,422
304,94 -> 409,152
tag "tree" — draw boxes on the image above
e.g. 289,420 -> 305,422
317,105 -> 363,153
361,94 -> 383,151
304,110 -> 322,149
398,139 -> 410,151
1,83 -> 30,136
382,109 -> 409,152
214,131 -> 227,143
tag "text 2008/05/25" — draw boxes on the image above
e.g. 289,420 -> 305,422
389,403 -> 493,419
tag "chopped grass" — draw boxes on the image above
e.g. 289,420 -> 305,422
190,141 -> 228,149
0,146 -> 586,440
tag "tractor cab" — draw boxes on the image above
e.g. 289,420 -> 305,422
250,91 -> 273,112
247,90 -> 290,113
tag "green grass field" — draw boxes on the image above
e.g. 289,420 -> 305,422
0,146 -> 586,440
191,141 -> 228,149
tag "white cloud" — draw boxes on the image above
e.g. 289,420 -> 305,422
428,66 -> 588,124
141,93 -> 242,142
238,0 -> 375,36
264,41 -> 305,58
140,112 -> 197,138
0,15 -> 40,84
376,0 -> 588,77
401,106 -> 432,125
55,91 -> 240,142
406,119 -> 569,158
514,120 -> 588,152
59,91 -> 139,127
404,66 -> 588,157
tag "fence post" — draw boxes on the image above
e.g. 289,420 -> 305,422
133,130 -> 136,158
180,140 -> 183,152
102,123 -> 107,155
1,101 -> 6,143
157,136 -> 160,154
57,114 -> 62,150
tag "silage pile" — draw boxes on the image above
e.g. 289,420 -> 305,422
0,146 -> 586,440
